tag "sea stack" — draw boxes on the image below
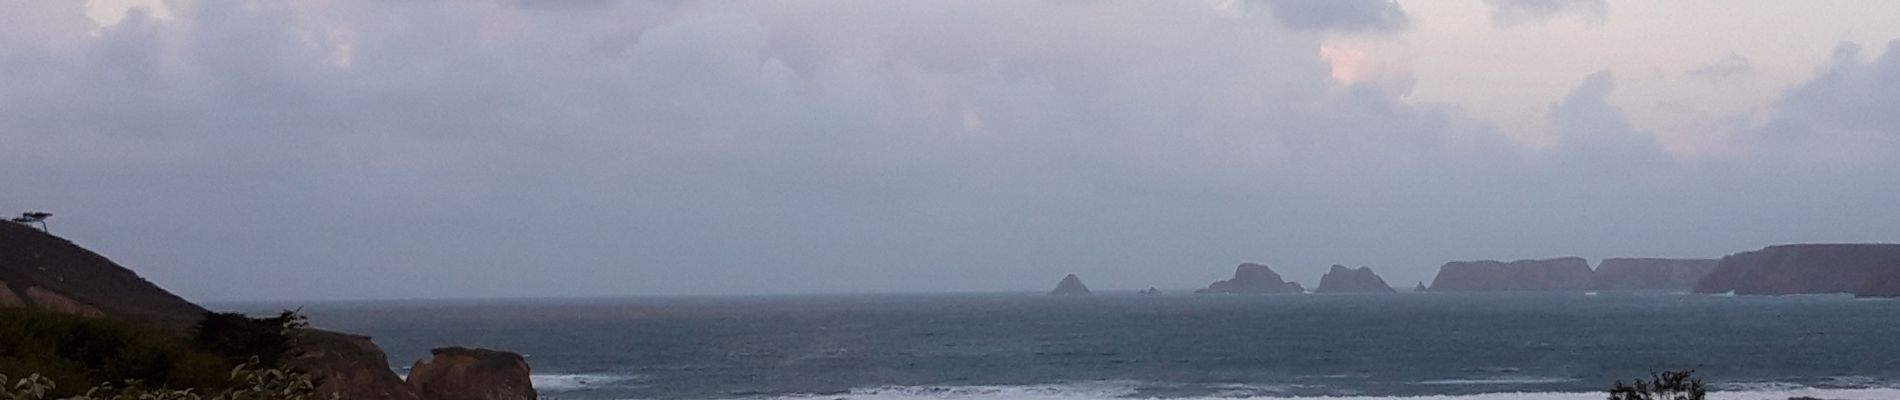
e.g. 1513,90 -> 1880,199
1315,265 -> 1397,293
1693,244 -> 1900,295
1050,274 -> 1093,295
1413,282 -> 1428,292
1427,257 -> 1593,292
408,347 -> 537,400
1590,258 -> 1719,291
1197,263 -> 1303,294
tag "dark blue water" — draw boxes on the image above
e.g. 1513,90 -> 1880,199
225,292 -> 1900,399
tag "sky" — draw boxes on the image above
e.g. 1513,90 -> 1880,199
3,0 -> 1899,302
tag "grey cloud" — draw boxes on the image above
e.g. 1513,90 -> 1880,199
1259,0 -> 1409,33
1753,41 -> 1900,165
0,2 -> 1896,301
1548,70 -> 1665,163
1485,0 -> 1607,27
1688,53 -> 1754,78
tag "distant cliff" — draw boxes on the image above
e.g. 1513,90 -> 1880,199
1591,258 -> 1718,291
1427,257 -> 1592,291
1049,274 -> 1092,295
1694,244 -> 1900,295
1315,265 -> 1395,293
1197,263 -> 1303,294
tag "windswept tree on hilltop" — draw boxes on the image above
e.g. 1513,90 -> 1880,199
10,211 -> 51,232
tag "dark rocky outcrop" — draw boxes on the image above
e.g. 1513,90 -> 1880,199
408,347 -> 536,400
1138,287 -> 1162,295
1315,265 -> 1396,293
1590,258 -> 1719,291
0,221 -> 206,330
1412,282 -> 1428,292
1050,274 -> 1092,295
1197,263 -> 1303,294
289,330 -> 421,400
1427,257 -> 1593,291
1694,244 -> 1900,295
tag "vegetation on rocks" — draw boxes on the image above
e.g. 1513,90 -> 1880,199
0,308 -> 310,398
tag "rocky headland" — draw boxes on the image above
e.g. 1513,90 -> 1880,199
1590,258 -> 1719,291
1426,257 -> 1594,291
0,221 -> 535,400
1197,263 -> 1304,294
1694,244 -> 1900,295
1314,265 -> 1396,293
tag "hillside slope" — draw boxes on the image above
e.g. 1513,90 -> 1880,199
0,222 -> 205,330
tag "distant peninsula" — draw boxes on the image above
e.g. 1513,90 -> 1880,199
1694,244 -> 1900,296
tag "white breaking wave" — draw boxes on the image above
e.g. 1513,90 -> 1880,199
531,373 -> 644,392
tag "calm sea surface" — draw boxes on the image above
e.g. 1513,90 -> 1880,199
222,292 -> 1900,400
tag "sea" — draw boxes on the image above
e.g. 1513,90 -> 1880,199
219,292 -> 1900,400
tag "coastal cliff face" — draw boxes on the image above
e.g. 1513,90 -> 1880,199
1694,244 -> 1900,295
1856,268 -> 1900,297
408,347 -> 536,400
1050,274 -> 1092,295
1197,263 -> 1303,294
1315,265 -> 1396,293
1591,258 -> 1719,291
1428,257 -> 1592,291
0,221 -> 206,330
290,330 -> 422,400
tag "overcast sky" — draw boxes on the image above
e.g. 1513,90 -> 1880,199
4,0 -> 1899,302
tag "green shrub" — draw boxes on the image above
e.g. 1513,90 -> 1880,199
0,309 -> 231,396
1608,370 -> 1706,400
190,311 -> 307,367
0,363 -> 333,400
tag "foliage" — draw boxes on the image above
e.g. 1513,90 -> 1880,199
0,309 -> 232,397
1608,370 -> 1706,400
0,308 -> 315,398
0,363 -> 335,400
190,311 -> 308,368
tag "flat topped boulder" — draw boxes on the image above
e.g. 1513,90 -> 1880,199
1591,258 -> 1718,291
1428,257 -> 1593,292
1694,244 -> 1900,295
1050,273 -> 1092,295
1197,263 -> 1303,294
1316,265 -> 1396,293
408,347 -> 536,400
